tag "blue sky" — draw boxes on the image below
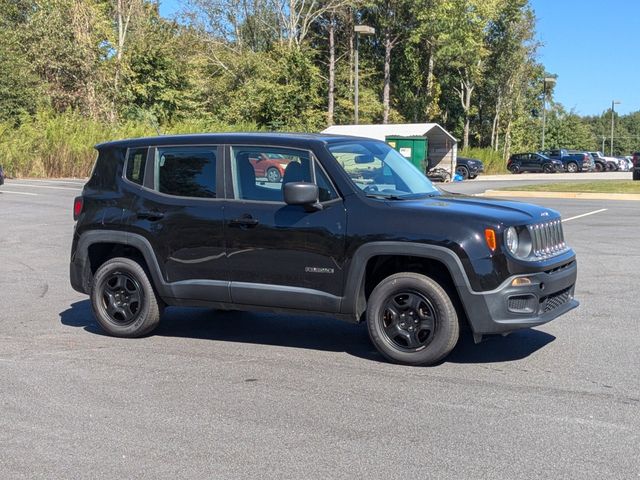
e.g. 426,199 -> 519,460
159,0 -> 638,116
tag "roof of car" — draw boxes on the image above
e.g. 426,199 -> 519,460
95,132 -> 379,149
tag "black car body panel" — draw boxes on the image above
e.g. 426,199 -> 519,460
507,153 -> 563,173
71,133 -> 578,335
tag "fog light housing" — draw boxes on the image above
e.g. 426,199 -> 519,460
511,277 -> 532,287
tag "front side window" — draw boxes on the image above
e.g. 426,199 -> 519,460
328,140 -> 439,199
154,146 -> 216,198
232,146 -> 312,202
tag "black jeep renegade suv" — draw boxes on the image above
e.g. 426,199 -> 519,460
70,133 -> 578,365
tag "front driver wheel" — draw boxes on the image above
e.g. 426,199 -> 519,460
91,257 -> 162,337
367,273 -> 459,366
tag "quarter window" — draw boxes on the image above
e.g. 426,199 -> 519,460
125,148 -> 148,185
154,147 -> 216,198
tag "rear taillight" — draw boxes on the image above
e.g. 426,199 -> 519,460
73,196 -> 84,220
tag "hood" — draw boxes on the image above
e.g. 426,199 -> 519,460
392,193 -> 559,226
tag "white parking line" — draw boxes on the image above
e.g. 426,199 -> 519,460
562,208 -> 608,223
0,190 -> 39,196
6,183 -> 81,191
20,179 -> 86,185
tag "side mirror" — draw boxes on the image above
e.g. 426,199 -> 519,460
283,182 -> 322,211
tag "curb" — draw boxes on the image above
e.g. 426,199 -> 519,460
481,190 -> 640,201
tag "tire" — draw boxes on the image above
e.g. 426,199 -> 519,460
566,162 -> 578,173
266,167 -> 282,183
366,273 -> 459,366
455,166 -> 469,180
633,170 -> 640,181
469,175 -> 478,180
543,163 -> 555,173
509,164 -> 521,174
90,257 -> 162,337
606,162 -> 615,172
595,162 -> 604,172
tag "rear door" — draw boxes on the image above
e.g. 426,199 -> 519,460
223,144 -> 346,313
126,144 -> 230,302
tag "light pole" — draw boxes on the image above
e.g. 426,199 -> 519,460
541,76 -> 556,150
610,100 -> 621,156
354,25 -> 375,124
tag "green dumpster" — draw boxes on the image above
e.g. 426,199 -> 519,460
385,135 -> 428,173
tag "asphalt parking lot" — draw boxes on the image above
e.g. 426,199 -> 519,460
1,178 -> 638,479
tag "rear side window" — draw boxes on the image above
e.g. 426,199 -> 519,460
125,148 -> 148,185
154,146 -> 216,198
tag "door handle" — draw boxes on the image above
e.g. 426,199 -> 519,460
137,210 -> 165,221
229,215 -> 259,228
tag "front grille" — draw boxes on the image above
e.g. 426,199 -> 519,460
542,286 -> 572,313
527,220 -> 568,259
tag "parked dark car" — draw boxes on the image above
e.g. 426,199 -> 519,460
0,165 -> 4,186
455,157 -> 484,180
540,149 -> 592,173
70,133 -> 578,366
507,153 -> 563,174
633,152 -> 640,180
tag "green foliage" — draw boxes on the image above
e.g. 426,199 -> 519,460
459,147 -> 508,174
544,107 -> 596,151
1,0 -> 632,178
0,110 -> 261,178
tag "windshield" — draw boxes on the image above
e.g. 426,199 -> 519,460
328,140 -> 439,198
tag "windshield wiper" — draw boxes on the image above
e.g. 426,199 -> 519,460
365,193 -> 404,200
397,192 -> 441,199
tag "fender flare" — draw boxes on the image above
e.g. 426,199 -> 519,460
339,242 -> 473,319
74,230 -> 168,296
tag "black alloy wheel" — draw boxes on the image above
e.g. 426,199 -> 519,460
101,271 -> 143,326
456,166 -> 469,180
543,163 -> 554,173
380,291 -> 437,351
366,273 -> 459,365
509,164 -> 521,174
91,257 -> 162,337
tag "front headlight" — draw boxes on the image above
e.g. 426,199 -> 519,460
506,227 -> 519,255
504,226 -> 533,259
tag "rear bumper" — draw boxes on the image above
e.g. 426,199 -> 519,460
459,259 -> 578,335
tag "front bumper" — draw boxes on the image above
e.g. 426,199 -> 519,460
469,163 -> 484,174
459,259 -> 578,335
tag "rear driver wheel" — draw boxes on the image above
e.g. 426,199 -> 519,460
91,257 -> 162,337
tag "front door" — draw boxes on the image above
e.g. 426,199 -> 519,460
223,145 -> 346,313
